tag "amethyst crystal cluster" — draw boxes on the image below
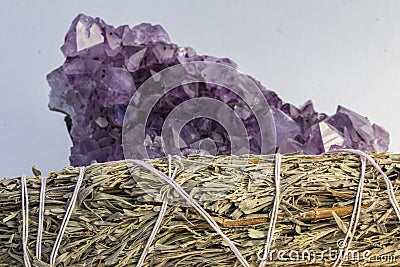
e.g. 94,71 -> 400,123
48,14 -> 389,166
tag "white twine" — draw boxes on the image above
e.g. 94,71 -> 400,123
18,149 -> 400,266
327,148 -> 400,266
259,153 -> 281,267
36,175 -> 47,261
20,169 -> 85,266
136,155 -> 177,267
128,159 -> 251,267
333,157 -> 366,267
49,166 -> 86,266
21,174 -> 31,267
328,149 -> 400,220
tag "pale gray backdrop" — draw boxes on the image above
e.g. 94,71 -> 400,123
1,0 -> 399,178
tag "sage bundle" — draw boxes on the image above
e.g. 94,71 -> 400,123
1,152 -> 400,266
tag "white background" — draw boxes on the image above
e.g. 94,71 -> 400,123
1,0 -> 399,178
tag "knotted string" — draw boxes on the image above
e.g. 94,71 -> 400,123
259,153 -> 281,267
136,155 -> 178,267
127,159 -> 251,267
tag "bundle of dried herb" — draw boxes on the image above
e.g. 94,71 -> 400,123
1,152 -> 400,266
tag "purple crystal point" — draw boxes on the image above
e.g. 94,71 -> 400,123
48,14 -> 390,166
271,107 -> 301,148
372,124 -> 390,152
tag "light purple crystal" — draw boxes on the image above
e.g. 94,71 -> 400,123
48,14 -> 390,166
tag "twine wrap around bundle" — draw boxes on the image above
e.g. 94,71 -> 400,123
2,150 -> 400,266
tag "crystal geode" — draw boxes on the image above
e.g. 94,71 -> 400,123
47,14 -> 389,166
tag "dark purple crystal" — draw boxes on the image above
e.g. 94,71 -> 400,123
48,14 -> 390,166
